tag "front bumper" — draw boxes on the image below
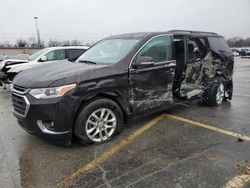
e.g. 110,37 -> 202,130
0,71 -> 7,82
12,89 -> 77,145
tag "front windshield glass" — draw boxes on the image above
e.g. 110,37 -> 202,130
29,48 -> 49,61
77,38 -> 140,64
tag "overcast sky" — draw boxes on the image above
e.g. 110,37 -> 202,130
0,0 -> 249,44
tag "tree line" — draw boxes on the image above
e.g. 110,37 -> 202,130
1,36 -> 250,48
0,38 -> 92,48
226,37 -> 250,48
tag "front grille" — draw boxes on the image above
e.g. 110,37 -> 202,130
12,92 -> 27,116
13,84 -> 27,93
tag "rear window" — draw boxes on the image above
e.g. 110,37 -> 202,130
208,37 -> 231,53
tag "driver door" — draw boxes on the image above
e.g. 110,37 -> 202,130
129,35 -> 176,114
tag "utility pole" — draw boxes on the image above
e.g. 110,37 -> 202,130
33,17 -> 41,46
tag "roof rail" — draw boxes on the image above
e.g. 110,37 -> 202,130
169,30 -> 217,35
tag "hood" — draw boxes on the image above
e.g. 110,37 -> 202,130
6,61 -> 40,73
3,59 -> 28,63
1,59 -> 28,71
13,60 -> 108,88
3,59 -> 28,66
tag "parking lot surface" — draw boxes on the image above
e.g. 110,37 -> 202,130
1,57 -> 250,188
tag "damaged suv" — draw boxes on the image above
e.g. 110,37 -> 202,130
11,30 -> 234,145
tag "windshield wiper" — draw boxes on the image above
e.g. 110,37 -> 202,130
79,60 -> 97,65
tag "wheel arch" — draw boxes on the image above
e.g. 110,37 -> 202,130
72,91 -> 129,133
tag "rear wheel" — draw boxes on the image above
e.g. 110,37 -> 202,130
74,98 -> 123,145
203,81 -> 225,107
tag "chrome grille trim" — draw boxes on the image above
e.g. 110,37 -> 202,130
11,88 -> 30,117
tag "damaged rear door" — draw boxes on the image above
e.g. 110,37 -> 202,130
129,34 -> 176,114
180,36 -> 211,99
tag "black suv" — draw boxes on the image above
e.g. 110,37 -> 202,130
11,30 -> 234,145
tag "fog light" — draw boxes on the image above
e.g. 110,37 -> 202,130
42,120 -> 55,130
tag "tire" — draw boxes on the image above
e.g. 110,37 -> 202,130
74,98 -> 123,145
202,81 -> 225,107
224,80 -> 233,101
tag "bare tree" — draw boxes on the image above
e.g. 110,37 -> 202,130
28,37 -> 37,47
39,40 -> 45,48
48,39 -> 62,47
16,39 -> 27,47
4,41 -> 12,47
62,40 -> 70,46
71,39 -> 81,46
227,37 -> 250,47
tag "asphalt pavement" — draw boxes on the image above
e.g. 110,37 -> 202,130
0,57 -> 250,188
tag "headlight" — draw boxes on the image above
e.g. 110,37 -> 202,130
29,84 -> 76,99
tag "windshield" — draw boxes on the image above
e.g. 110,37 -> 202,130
77,38 -> 140,64
29,48 -> 49,61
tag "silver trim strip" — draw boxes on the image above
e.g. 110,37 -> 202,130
37,120 -> 70,135
12,87 -> 30,95
129,34 -> 174,69
12,93 -> 30,117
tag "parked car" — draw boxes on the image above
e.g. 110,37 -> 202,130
239,48 -> 250,56
0,54 -> 7,62
11,30 -> 234,145
0,46 -> 89,87
232,51 -> 239,56
231,48 -> 240,56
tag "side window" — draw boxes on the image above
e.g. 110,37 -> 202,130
45,50 -> 66,61
135,35 -> 173,63
207,36 -> 232,53
187,38 -> 208,61
67,49 -> 86,62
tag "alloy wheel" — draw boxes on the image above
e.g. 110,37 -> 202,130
216,83 -> 224,104
85,108 -> 117,142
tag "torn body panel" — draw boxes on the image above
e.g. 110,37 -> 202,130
129,62 -> 176,114
177,36 -> 234,100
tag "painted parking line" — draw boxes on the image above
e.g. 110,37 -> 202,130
165,114 -> 250,141
57,114 -> 165,188
165,114 -> 250,188
58,113 -> 250,188
223,174 -> 250,188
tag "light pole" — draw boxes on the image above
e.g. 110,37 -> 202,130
33,17 -> 41,46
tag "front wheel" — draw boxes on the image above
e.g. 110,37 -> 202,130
74,98 -> 123,145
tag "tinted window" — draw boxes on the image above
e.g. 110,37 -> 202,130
45,49 -> 66,61
135,35 -> 173,63
67,49 -> 86,62
187,37 -> 208,61
208,37 -> 231,53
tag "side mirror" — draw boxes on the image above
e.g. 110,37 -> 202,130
39,56 -> 47,62
132,56 -> 154,69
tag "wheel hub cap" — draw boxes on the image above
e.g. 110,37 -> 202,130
216,83 -> 224,104
85,108 -> 117,142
